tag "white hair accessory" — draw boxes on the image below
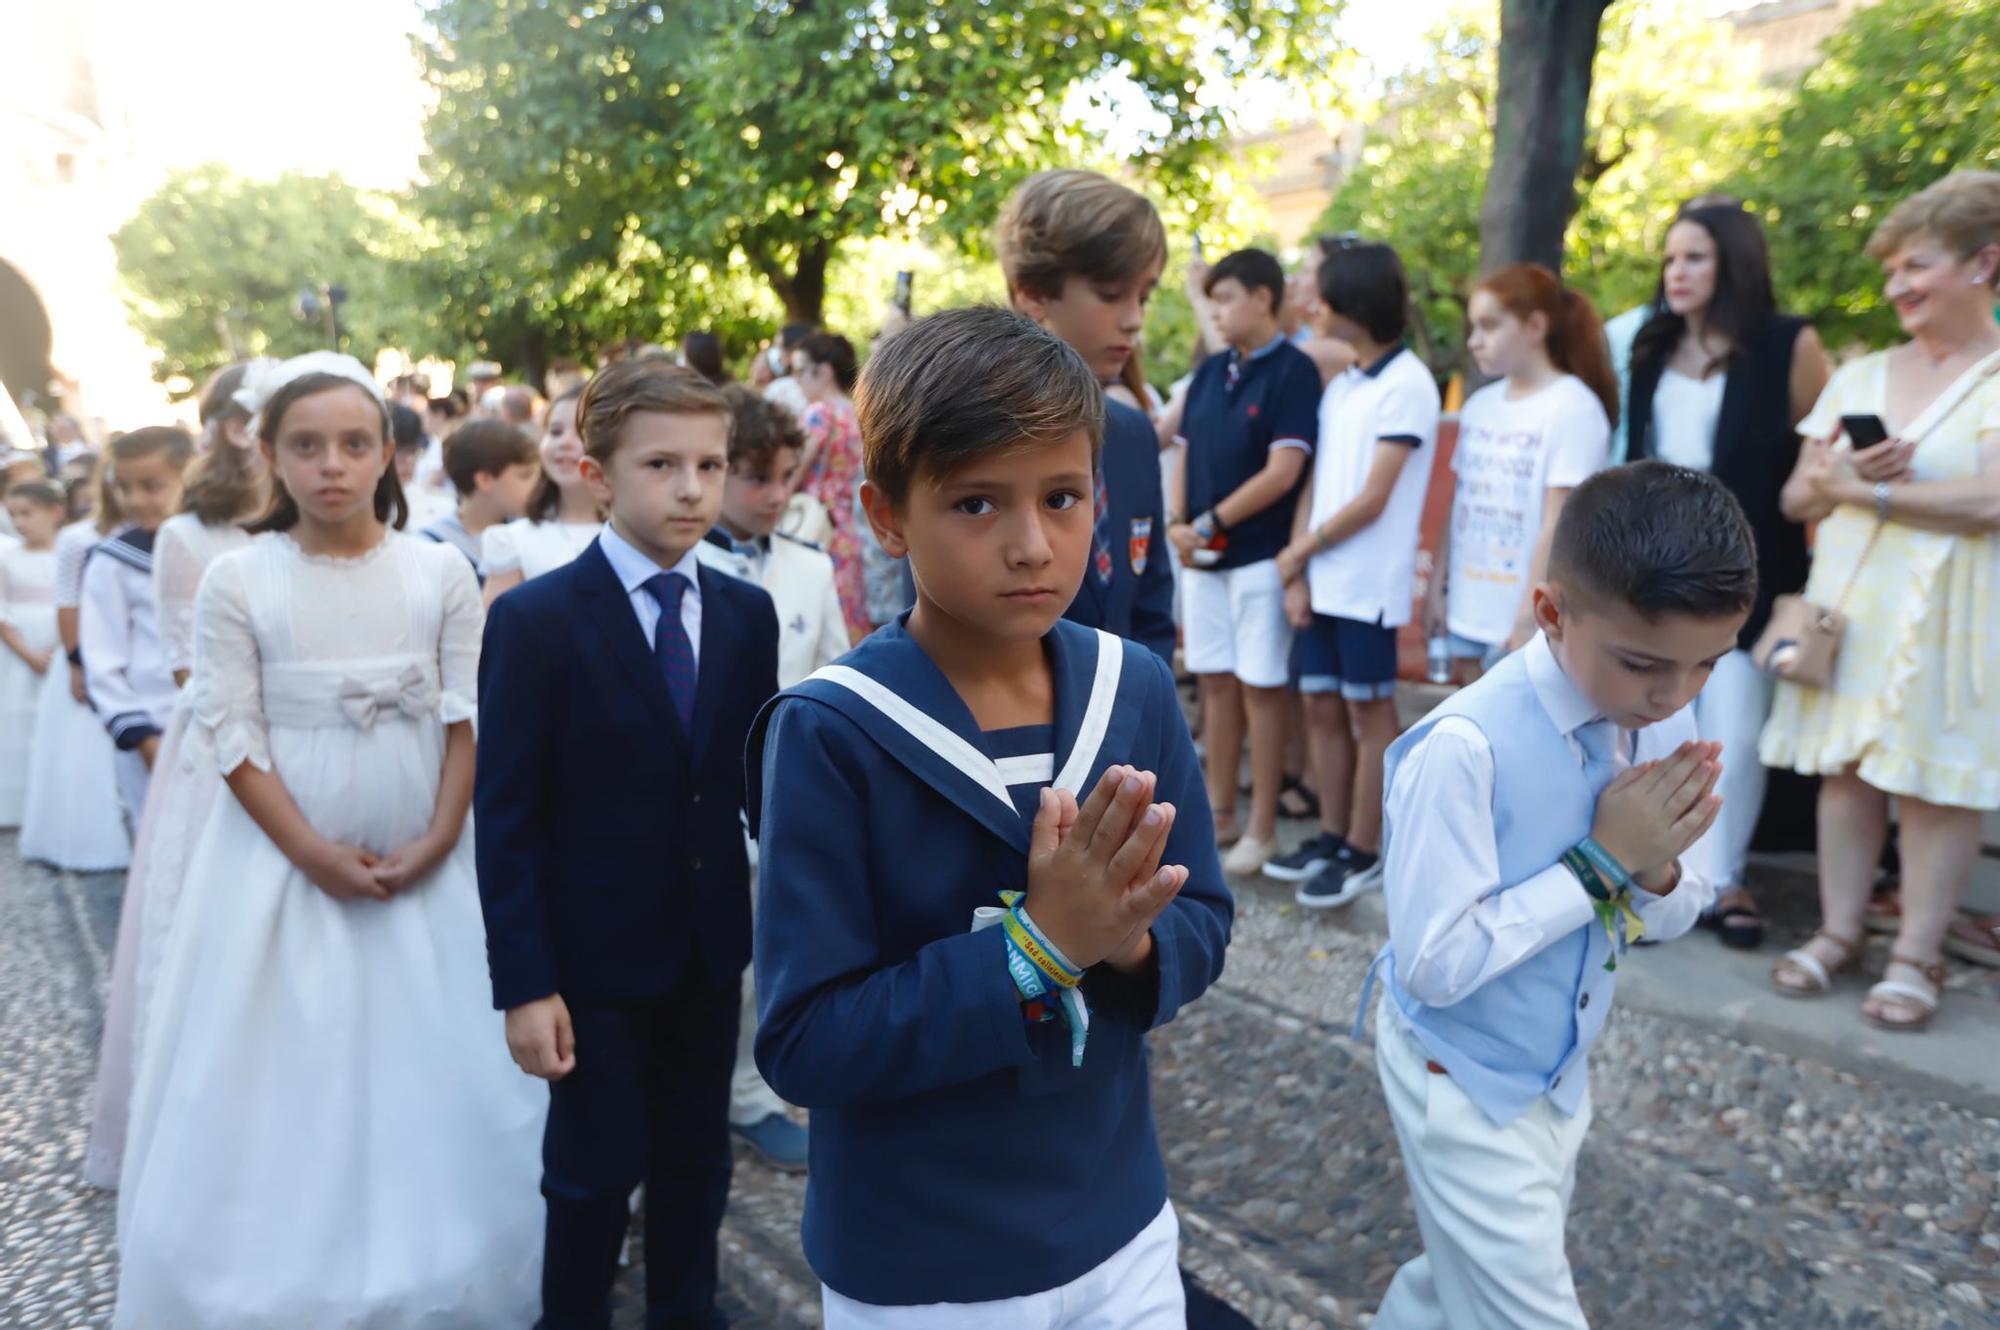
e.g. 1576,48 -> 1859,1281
232,352 -> 386,437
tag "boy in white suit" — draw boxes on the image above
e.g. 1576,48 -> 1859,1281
697,384 -> 849,1171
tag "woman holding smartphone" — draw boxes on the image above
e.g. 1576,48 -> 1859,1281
1626,204 -> 1830,950
1763,171 -> 2000,1031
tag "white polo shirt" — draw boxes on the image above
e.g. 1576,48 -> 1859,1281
1304,344 -> 1442,627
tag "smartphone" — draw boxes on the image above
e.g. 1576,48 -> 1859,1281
893,270 -> 914,314
1841,413 -> 1889,448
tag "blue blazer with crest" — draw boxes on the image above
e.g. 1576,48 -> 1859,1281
475,537 -> 780,1012
746,615 -> 1231,1306
1065,397 -> 1176,662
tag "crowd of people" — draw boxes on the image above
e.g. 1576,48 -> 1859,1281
0,161 -> 1996,1330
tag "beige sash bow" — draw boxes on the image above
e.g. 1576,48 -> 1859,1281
338,665 -> 437,729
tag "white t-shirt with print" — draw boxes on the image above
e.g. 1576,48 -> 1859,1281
1304,346 -> 1442,628
1445,374 -> 1610,646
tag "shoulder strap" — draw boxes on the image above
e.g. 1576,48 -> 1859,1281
1901,346 -> 2000,444
1830,346 -> 2000,609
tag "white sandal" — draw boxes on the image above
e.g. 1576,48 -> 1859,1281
1862,953 -> 1947,1032
1771,931 -> 1863,997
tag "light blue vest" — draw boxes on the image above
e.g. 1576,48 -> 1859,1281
1376,649 -> 1618,1126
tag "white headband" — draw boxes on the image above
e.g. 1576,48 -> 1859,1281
233,352 -> 386,437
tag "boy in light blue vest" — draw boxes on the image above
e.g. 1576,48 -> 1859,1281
1365,461 -> 1755,1329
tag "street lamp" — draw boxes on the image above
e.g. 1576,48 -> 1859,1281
295,282 -> 349,351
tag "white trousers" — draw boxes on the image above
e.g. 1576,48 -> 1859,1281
1682,648 -> 1775,892
1374,1002 -> 1592,1330
822,1203 -> 1184,1330
114,748 -> 151,835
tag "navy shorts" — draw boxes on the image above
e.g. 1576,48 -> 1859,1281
1293,613 -> 1399,700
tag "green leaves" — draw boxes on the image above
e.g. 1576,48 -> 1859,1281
112,166 -> 443,394
1738,0 -> 2000,349
1313,0 -> 1768,375
412,0 -> 1348,349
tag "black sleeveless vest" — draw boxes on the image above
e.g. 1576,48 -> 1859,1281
1627,312 -> 1809,648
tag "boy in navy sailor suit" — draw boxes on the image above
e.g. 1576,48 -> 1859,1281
748,308 -> 1232,1329
475,360 -> 779,1330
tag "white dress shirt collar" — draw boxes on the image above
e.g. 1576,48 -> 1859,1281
599,519 -> 702,602
1522,631 -> 1599,741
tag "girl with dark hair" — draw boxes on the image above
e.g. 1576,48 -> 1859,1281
1426,263 -> 1615,677
115,352 -> 544,1327
790,330 -> 869,637
479,384 -> 601,607
1627,205 -> 1830,950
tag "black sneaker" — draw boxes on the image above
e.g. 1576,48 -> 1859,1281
1261,831 -> 1346,883
1295,848 -> 1382,910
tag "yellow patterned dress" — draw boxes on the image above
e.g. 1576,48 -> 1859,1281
1760,351 -> 2000,810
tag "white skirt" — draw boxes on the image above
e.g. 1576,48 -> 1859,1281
114,710 -> 546,1329
0,628 -> 47,826
18,655 -> 130,871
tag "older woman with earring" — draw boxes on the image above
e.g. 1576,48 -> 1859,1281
1764,171 -> 2000,1031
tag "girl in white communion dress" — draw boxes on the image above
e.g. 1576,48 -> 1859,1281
114,354 -> 544,1330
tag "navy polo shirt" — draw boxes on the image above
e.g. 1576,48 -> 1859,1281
1179,334 -> 1322,569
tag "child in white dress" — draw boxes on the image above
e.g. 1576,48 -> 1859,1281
19,474 -> 131,871
85,362 -> 264,1190
479,385 -> 602,604
115,353 -> 545,1330
0,482 -> 65,826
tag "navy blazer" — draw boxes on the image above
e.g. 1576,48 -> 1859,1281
475,538 -> 780,1011
746,616 -> 1232,1305
1065,397 -> 1177,662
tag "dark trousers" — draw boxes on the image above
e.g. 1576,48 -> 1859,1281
537,975 -> 741,1330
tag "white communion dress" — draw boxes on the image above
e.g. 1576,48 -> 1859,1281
114,532 -> 546,1330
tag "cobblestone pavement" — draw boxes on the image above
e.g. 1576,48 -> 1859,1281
6,833 -> 1997,1328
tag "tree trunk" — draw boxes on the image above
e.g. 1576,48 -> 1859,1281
760,237 -> 831,328
1476,0 -> 1613,276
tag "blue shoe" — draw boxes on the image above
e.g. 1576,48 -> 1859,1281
1262,831 -> 1345,883
1295,852 -> 1382,910
732,1113 -> 808,1173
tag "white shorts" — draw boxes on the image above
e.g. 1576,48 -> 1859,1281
1181,558 -> 1292,688
823,1203 -> 1183,1330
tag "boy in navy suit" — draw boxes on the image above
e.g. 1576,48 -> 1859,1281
748,307 -> 1232,1328
476,360 -> 780,1330
995,168 -> 1176,662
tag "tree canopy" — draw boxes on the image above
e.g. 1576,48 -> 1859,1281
1314,0 -> 1767,374
414,0 -> 1347,369
1738,0 -> 2000,349
111,166 -> 438,393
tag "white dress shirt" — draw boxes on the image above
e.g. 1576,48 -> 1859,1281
1385,633 -> 1713,1010
597,520 -> 702,667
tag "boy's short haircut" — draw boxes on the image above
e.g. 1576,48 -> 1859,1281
855,306 -> 1105,507
442,419 -> 539,496
996,168 -> 1168,300
576,358 -> 731,465
1203,248 -> 1287,315
7,479 -> 65,509
720,384 -> 807,473
1317,240 -> 1409,344
1548,461 -> 1757,621
109,425 -> 195,471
